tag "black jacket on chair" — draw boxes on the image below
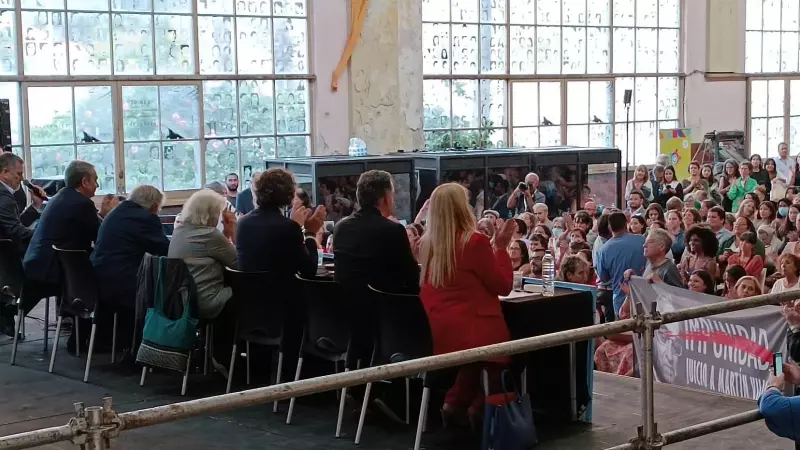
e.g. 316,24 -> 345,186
23,187 -> 99,285
333,206 -> 420,293
0,184 -> 38,255
92,200 -> 170,310
236,205 -> 318,277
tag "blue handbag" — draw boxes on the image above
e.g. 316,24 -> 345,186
136,257 -> 199,373
482,370 -> 538,450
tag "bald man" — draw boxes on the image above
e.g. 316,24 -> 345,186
495,172 -> 546,219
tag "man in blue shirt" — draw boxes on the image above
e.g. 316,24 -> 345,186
596,211 -> 647,315
760,361 -> 800,441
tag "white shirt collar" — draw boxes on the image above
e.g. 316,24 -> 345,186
0,179 -> 14,195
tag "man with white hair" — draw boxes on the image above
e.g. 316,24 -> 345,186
533,202 -> 552,229
625,228 -> 682,288
499,172 -> 546,218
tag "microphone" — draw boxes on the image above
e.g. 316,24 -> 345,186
23,180 -> 48,201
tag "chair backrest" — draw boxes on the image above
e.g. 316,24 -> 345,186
0,239 -> 23,296
53,245 -> 98,314
296,274 -> 351,357
225,267 -> 287,343
368,286 -> 433,365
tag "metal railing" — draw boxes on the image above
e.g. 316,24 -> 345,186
2,289 -> 799,450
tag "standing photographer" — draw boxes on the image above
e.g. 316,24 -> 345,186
494,172 -> 546,219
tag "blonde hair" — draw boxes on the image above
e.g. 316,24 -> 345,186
733,276 -> 762,297
420,183 -> 476,288
180,189 -> 226,227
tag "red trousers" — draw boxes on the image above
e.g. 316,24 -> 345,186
444,363 -> 505,412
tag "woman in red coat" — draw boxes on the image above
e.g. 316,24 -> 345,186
419,183 -> 516,425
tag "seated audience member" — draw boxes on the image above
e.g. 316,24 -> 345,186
558,254 -> 591,284
482,209 -> 500,225
569,240 -> 589,256
235,171 -> 261,216
723,265 -> 747,299
597,212 -> 647,316
649,220 -> 666,231
699,200 -> 715,220
725,212 -> 736,231
771,254 -> 800,296
168,189 -> 237,319
729,162 -> 758,212
758,224 -> 782,267
727,231 -> 765,277
777,198 -> 791,220
678,226 -> 720,282
682,161 -> 703,196
92,185 -> 170,347
334,170 -> 419,293
22,161 -> 100,310
682,208 -> 701,230
757,201 -> 778,230
687,270 -> 716,295
778,204 -> 800,240
628,215 -> 646,235
512,218 -> 528,242
477,217 -> 495,238
204,181 -> 237,228
419,183 -> 515,422
627,190 -> 646,216
659,165 -> 683,208
98,193 -> 124,219
533,202 -> 552,229
594,291 -> 635,376
568,228 -> 587,245
0,153 -> 40,254
707,206 -> 732,245
508,240 -> 531,275
626,165 -> 654,205
646,203 -> 666,227
519,212 -> 536,240
594,213 -> 614,322
719,217 -> 765,257
237,168 -> 323,276
733,276 -> 762,299
665,196 -> 683,213
683,195 -> 695,212
574,211 -> 596,246
666,209 -> 685,261
529,234 -> 548,278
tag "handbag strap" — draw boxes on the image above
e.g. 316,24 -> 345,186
500,370 -> 521,403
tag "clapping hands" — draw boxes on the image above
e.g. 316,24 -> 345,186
492,218 -> 516,250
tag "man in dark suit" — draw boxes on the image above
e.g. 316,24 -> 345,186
91,184 -> 169,349
333,170 -> 420,293
235,171 -> 260,216
21,160 -> 101,314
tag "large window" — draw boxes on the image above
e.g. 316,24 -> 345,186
422,0 -> 682,165
0,0 -> 311,195
745,0 -> 799,74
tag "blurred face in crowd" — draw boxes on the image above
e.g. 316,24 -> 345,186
739,163 -> 750,179
635,166 -> 647,181
0,159 -> 23,190
629,218 -> 644,235
629,193 -> 643,209
507,243 -> 522,260
584,201 -> 597,217
759,203 -> 772,220
734,217 -> 749,237
689,163 -> 699,176
667,211 -> 682,232
766,160 -> 776,173
687,233 -> 702,255
647,208 -> 661,225
739,200 -> 755,218
567,262 -> 590,284
477,219 -> 494,238
751,155 -> 762,169
569,230 -> 585,244
483,212 -> 498,226
725,162 -> 737,177
688,273 -> 708,293
779,142 -> 789,159
521,213 -> 535,230
790,206 -> 799,224
736,279 -> 759,298
406,227 -> 418,243
781,257 -> 798,278
683,210 -> 696,228
534,205 -> 548,224
226,174 -> 239,192
707,210 -> 723,230
533,225 -> 549,238
664,168 -> 676,183
643,234 -> 665,259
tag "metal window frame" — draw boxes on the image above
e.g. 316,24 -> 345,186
744,0 -> 800,75
746,75 -> 800,157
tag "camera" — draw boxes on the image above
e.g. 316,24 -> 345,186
518,182 -> 528,191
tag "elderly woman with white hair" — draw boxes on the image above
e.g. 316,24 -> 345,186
168,189 -> 237,319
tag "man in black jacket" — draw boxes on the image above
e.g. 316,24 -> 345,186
333,170 -> 420,293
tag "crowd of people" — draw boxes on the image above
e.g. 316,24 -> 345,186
6,144 -> 800,431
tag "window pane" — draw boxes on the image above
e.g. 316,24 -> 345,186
763,0 -> 781,31
513,127 -> 539,147
163,141 -> 200,191
657,77 -> 678,121
68,0 -> 108,11
29,86 -> 73,146
0,82 -> 21,145
791,116 -> 800,154
634,77 -> 657,121
537,0 -> 559,25
154,0 -> 191,13
205,138 -> 238,185
480,24 -> 506,74
745,31 -> 762,73
567,125 -> 588,146
425,130 -> 451,149
659,0 -> 680,28
159,85 -> 200,139
237,0 -> 270,15
792,80 -> 800,116
613,27 -> 635,73
77,144 -> 115,194
0,10 -> 16,75
510,25 -> 535,74
22,11 -> 67,75
745,0 -> 762,30
237,17 -> 273,74
587,27 -> 609,74
768,79 -> 785,117
539,81 -> 561,125
562,26 -> 586,74
590,123 -> 613,147
636,0 -> 657,27
273,0 -> 305,16
480,79 -> 505,128
784,0 -> 800,31
562,0 -> 585,25
273,17 -> 307,74
750,118 -> 767,155
659,28 -> 679,73
113,0 -> 152,11
767,117 -> 784,153
155,14 -> 193,74
122,85 -> 160,141
509,0 -> 535,24
451,0 -> 478,23
22,0 -> 62,9
588,0 -> 610,26
74,86 -> 113,143
277,135 -> 309,158
452,23 -> 478,74
540,125 -> 561,145
68,13 -> 111,75
423,0 -> 450,22
198,0 -> 234,14
634,121 -> 657,165
750,80 -> 768,117
590,80 -> 613,123
31,145 -> 74,179
113,13 -> 154,75
238,79 -> 275,135
613,0 -> 635,27
276,79 -> 308,134
615,77 -> 634,121
536,26 -> 560,74
125,142 -> 161,191
567,81 -> 589,124
452,79 -> 479,128
424,79 -> 451,129
199,16 -> 235,74
483,0 -> 505,23
635,28 -> 657,73
204,79 -> 238,137
762,31 -> 781,73
241,136 -> 275,169
781,32 -> 799,72
511,82 -> 538,127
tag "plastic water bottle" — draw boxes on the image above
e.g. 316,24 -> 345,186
542,250 -> 555,296
348,137 -> 367,157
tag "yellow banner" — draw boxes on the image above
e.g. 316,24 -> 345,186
659,128 -> 693,181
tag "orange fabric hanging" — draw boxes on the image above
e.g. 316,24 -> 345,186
332,0 -> 369,92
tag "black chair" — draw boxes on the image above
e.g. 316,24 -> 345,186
224,267 -> 293,404
286,275 -> 354,437
0,239 -> 24,363
354,286 -> 433,448
50,246 -> 103,383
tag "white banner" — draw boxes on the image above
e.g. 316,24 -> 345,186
630,278 -> 787,400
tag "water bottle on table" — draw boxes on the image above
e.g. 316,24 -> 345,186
542,250 -> 555,296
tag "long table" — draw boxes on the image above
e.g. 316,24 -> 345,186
500,287 -> 595,423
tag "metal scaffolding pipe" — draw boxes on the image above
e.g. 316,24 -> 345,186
0,425 -> 75,450
659,289 -> 800,325
117,318 -> 638,431
660,409 -> 763,445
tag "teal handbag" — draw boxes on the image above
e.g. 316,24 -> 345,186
136,257 -> 199,373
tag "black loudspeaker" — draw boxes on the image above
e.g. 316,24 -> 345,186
0,99 -> 10,150
623,89 -> 633,106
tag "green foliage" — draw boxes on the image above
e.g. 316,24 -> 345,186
424,104 -> 496,150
